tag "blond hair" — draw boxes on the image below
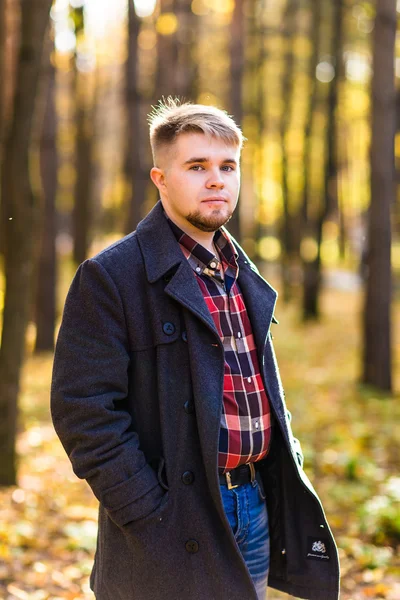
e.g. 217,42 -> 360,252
148,97 -> 244,166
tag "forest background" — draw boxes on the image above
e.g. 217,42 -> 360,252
0,0 -> 399,599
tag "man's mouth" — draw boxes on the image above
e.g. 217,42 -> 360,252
201,198 -> 226,203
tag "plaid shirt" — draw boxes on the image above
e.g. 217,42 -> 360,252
167,216 -> 272,473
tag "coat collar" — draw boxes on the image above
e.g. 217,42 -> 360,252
136,200 -> 278,347
136,200 -> 185,284
136,200 -> 218,335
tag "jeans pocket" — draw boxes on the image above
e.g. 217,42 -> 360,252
220,485 -> 239,536
256,477 -> 267,502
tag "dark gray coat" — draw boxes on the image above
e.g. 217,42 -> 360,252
51,200 -> 340,600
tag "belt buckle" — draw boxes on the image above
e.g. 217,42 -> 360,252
225,463 -> 256,489
225,471 -> 239,490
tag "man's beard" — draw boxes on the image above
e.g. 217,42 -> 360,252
186,209 -> 233,232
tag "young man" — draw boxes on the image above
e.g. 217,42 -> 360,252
51,100 -> 340,600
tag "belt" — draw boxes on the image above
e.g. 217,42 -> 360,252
219,462 -> 256,490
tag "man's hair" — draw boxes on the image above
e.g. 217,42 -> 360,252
148,97 -> 244,166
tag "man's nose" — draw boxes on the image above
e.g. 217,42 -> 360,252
206,169 -> 224,189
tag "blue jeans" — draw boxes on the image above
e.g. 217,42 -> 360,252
220,476 -> 270,600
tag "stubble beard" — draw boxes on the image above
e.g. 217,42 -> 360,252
186,208 -> 233,233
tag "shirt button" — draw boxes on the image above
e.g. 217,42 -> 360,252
247,377 -> 252,383
195,267 -> 201,273
255,421 -> 259,429
210,262 -> 217,269
237,332 -> 241,338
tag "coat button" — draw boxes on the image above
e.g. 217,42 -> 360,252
182,471 -> 195,485
185,539 -> 199,553
182,331 -> 188,342
163,322 -> 175,336
184,400 -> 195,414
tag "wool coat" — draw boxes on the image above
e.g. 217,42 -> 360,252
51,200 -> 340,600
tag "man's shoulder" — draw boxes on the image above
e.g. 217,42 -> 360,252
88,231 -> 144,279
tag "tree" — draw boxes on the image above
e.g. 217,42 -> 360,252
279,0 -> 299,302
301,0 -> 323,319
35,39 -> 57,353
0,0 -> 53,485
301,0 -> 344,319
71,6 -> 94,266
124,0 -> 148,233
227,0 -> 245,242
0,0 -> 6,149
362,0 -> 395,391
155,0 -> 178,99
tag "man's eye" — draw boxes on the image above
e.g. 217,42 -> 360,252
190,165 -> 204,171
221,165 -> 234,172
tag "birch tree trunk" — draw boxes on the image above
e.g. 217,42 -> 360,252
0,0 -> 52,485
362,0 -> 395,391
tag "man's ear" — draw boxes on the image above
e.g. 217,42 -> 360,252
150,167 -> 167,194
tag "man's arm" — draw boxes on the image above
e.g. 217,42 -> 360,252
51,258 -> 164,527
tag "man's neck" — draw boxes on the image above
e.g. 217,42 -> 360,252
165,212 -> 218,255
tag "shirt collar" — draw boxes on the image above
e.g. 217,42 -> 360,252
165,212 -> 238,276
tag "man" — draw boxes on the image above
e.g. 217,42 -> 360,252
51,99 -> 340,600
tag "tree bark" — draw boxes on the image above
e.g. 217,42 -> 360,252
72,6 -> 94,266
0,0 -> 52,486
0,0 -> 5,148
248,0 -> 268,260
227,0 -> 245,242
324,0 -> 343,222
124,0 -> 148,233
279,0 -> 299,302
301,0 -> 323,319
35,44 -> 57,352
155,0 -> 178,99
362,0 -> 395,391
175,0 -> 198,100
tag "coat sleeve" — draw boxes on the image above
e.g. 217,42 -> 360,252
51,258 -> 164,528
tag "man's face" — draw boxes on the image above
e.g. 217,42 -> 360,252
150,133 -> 241,234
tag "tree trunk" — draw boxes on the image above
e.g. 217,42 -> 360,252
227,0 -> 245,242
35,43 -> 57,352
72,7 -> 93,266
362,0 -> 395,391
279,0 -> 299,302
324,0 -> 343,222
0,0 -> 5,148
175,0 -> 198,100
248,0 -> 268,260
0,0 -> 52,486
301,0 -> 322,319
155,0 -> 178,99
124,0 -> 149,233
303,0 -> 344,319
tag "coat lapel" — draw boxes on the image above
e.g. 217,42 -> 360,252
235,255 -> 278,363
136,200 -> 219,337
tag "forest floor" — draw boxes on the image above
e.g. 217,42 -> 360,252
0,279 -> 399,600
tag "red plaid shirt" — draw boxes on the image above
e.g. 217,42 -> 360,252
167,216 -> 272,473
